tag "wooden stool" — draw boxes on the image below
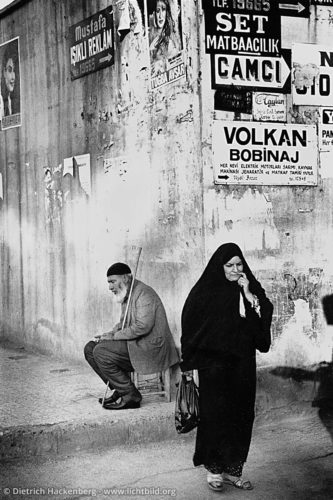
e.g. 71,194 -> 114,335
131,368 -> 171,402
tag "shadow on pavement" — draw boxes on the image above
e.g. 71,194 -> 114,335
271,363 -> 333,443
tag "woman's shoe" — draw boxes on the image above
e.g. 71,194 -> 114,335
207,472 -> 224,492
223,473 -> 253,490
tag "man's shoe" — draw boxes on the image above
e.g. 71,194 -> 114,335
98,390 -> 120,405
102,398 -> 141,410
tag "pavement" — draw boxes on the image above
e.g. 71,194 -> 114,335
1,339 -> 333,499
0,340 -> 179,460
0,338 -> 323,462
0,410 -> 332,499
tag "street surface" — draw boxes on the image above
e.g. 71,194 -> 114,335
0,411 -> 332,500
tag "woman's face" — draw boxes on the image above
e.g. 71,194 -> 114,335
155,1 -> 167,29
223,256 -> 244,282
4,57 -> 15,93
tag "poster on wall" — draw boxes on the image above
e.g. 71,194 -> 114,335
69,7 -> 115,80
0,37 -> 21,131
212,121 -> 317,186
318,107 -> 333,151
117,0 -> 146,39
147,0 -> 185,90
253,92 -> 287,122
292,43 -> 333,106
63,154 -> 91,198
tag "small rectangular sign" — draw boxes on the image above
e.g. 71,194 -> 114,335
69,7 -> 114,80
319,107 -> 333,151
253,92 -> 287,122
214,88 -> 252,114
212,121 -> 317,186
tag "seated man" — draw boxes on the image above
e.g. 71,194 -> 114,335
84,262 -> 180,410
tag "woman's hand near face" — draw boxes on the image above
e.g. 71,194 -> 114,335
237,273 -> 250,293
238,273 -> 258,308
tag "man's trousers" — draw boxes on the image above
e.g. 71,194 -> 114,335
84,340 -> 141,400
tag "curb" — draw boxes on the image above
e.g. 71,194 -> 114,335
0,370 -> 315,460
0,400 -> 316,461
0,402 -> 179,460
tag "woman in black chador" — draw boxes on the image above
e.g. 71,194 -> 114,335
180,243 -> 273,492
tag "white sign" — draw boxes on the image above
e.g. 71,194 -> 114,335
292,43 -> 333,105
319,107 -> 333,151
213,121 -> 317,186
212,53 -> 290,89
253,92 -> 287,122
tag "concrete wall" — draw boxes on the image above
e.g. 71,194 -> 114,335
0,0 -> 204,359
0,1 -> 332,371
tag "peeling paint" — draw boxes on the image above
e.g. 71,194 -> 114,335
81,108 -> 95,123
44,165 -> 63,225
98,110 -> 110,122
205,188 -> 280,254
289,106 -> 320,125
292,62 -> 320,90
269,299 -> 318,365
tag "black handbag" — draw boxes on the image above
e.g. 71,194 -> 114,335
175,373 -> 199,434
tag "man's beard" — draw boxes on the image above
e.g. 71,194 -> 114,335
111,282 -> 128,303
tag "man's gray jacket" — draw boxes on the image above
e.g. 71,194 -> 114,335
113,279 -> 180,374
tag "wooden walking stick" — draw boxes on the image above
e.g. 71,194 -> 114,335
101,247 -> 143,406
121,246 -> 142,330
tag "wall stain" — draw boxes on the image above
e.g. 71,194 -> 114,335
176,108 -> 193,123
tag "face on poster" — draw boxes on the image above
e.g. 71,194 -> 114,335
147,0 -> 185,90
0,37 -> 21,130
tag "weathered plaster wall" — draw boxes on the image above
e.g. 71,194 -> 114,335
0,1 -> 332,371
0,0 -> 204,358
